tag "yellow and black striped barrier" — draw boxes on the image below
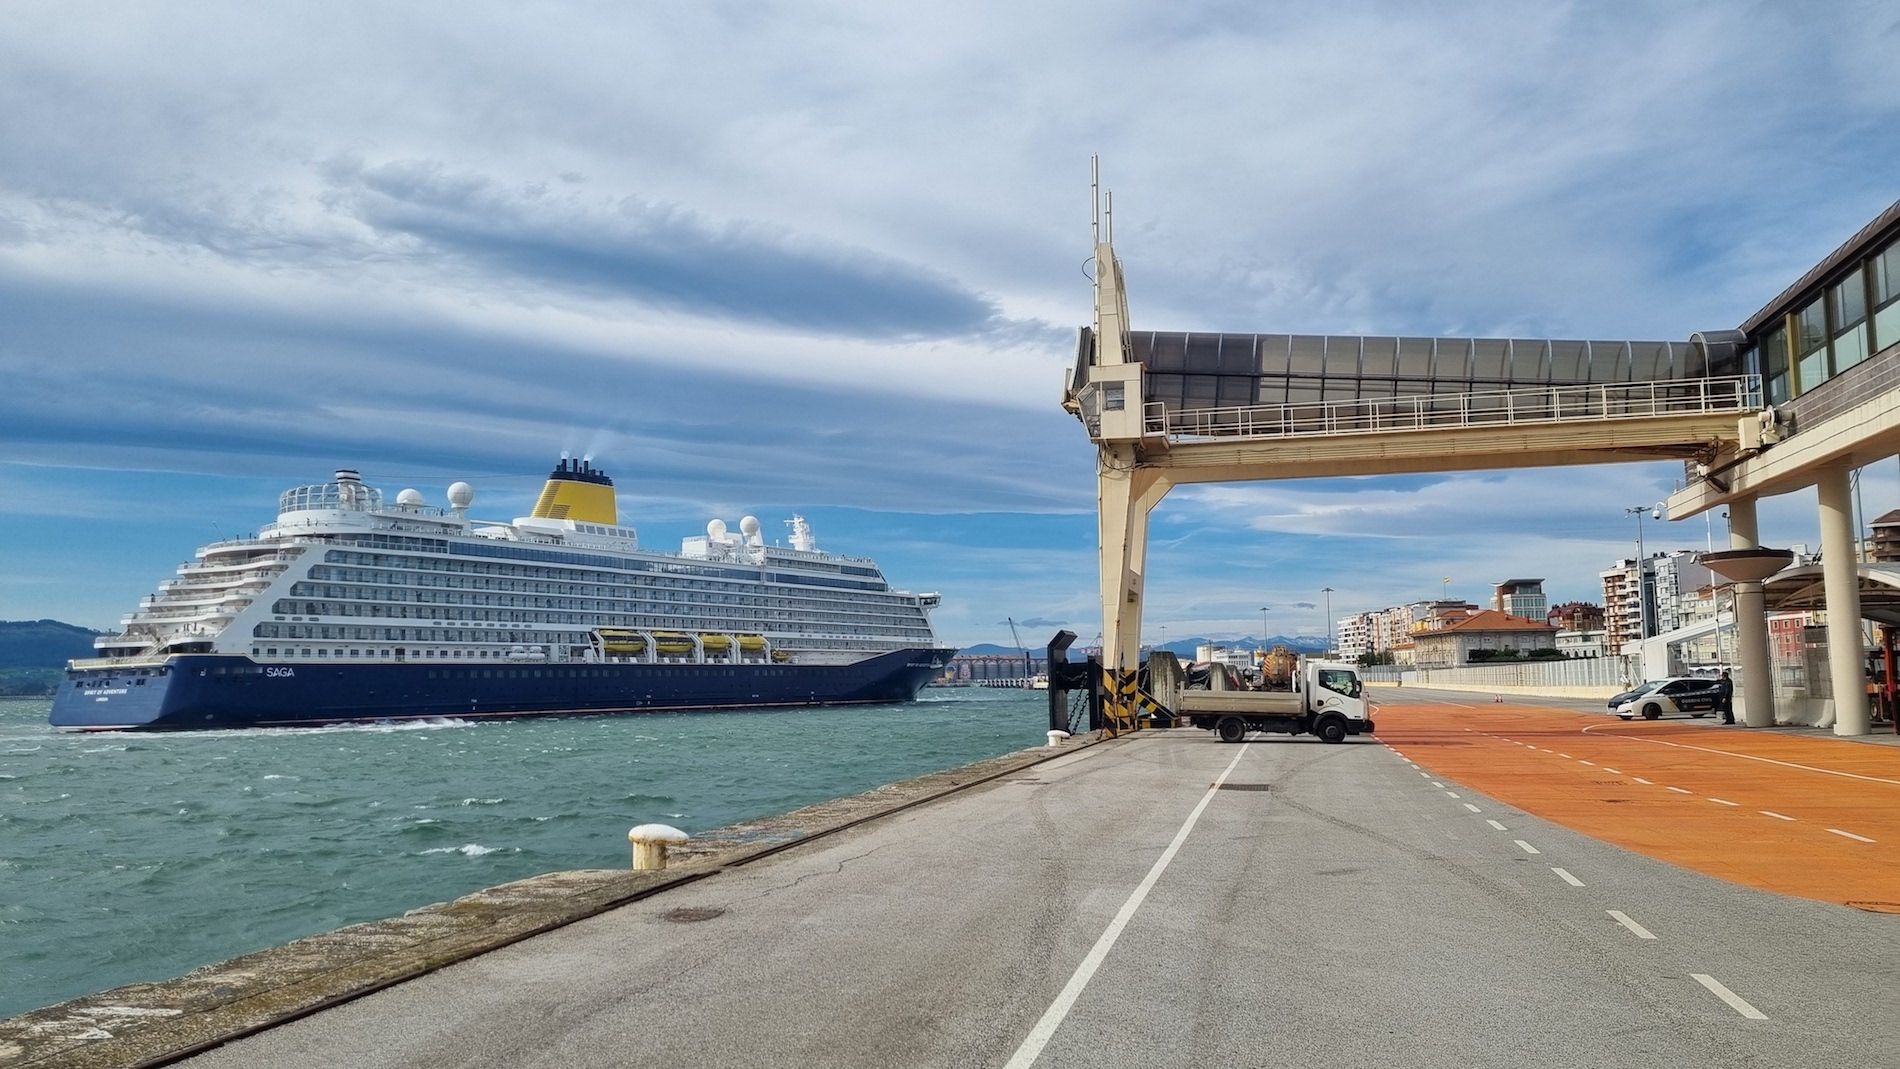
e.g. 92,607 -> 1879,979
1100,667 -> 1174,736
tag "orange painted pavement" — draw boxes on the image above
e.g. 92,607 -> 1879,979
1372,699 -> 1900,914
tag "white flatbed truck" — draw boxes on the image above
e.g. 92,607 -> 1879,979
1178,661 -> 1375,744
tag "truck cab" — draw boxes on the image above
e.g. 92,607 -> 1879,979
1177,660 -> 1375,744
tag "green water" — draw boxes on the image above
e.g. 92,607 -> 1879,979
0,689 -> 1047,1018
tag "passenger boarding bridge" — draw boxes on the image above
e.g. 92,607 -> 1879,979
1063,175 -> 1791,732
1068,182 -> 1900,738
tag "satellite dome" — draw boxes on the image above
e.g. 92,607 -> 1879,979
396,488 -> 424,508
707,518 -> 728,540
740,515 -> 761,540
447,482 -> 474,509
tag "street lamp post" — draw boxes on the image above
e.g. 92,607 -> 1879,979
1624,503 -> 1664,645
1320,586 -> 1336,655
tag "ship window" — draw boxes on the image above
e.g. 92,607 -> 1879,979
317,650 -> 328,658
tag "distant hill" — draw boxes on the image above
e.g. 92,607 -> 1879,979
0,620 -> 101,697
0,619 -> 101,668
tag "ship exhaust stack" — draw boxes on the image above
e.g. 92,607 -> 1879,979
531,456 -> 619,525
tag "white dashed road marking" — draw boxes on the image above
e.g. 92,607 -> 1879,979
1709,798 -> 1740,807
1692,974 -> 1768,1020
1551,867 -> 1584,887
1513,840 -> 1541,855
1828,828 -> 1876,843
1607,910 -> 1656,940
1463,803 -> 1481,813
1486,819 -> 1507,831
1760,811 -> 1795,821
1667,787 -> 1693,795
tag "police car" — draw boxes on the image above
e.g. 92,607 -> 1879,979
1607,677 -> 1726,720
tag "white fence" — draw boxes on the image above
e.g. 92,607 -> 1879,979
1363,658 -> 1631,696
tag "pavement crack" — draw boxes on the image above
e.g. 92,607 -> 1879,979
752,842 -> 895,898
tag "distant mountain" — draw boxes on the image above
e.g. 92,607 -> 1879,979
0,619 -> 100,668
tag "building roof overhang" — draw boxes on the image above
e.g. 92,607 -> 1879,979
1762,562 -> 1900,627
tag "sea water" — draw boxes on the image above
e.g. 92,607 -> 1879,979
0,689 -> 1048,1018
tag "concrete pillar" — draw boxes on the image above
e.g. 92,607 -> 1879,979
1726,498 -> 1776,729
1097,455 -> 1166,674
1817,466 -> 1871,735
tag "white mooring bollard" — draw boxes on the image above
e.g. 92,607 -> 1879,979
628,823 -> 690,871
1046,729 -> 1071,747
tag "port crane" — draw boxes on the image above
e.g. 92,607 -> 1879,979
1006,617 -> 1033,681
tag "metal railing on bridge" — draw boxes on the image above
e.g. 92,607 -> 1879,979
1144,374 -> 1761,443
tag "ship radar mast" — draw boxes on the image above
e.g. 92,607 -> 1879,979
787,515 -> 817,553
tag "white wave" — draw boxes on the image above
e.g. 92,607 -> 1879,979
287,717 -> 477,735
459,797 -> 505,806
261,774 -> 295,780
420,843 -> 499,857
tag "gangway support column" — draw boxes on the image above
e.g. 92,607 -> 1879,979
1727,498 -> 1776,729
1098,455 -> 1169,674
1818,466 -> 1872,735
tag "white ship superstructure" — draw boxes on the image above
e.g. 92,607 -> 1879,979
88,461 -> 943,671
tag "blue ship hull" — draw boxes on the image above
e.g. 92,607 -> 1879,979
50,649 -> 957,731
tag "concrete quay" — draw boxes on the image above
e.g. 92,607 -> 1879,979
13,697 -> 1900,1068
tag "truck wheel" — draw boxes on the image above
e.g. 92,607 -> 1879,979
1642,703 -> 1662,721
1215,716 -> 1246,743
1318,717 -> 1347,744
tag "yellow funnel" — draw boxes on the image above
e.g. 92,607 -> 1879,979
531,457 -> 618,524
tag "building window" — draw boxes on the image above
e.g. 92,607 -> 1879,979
1874,240 -> 1900,355
1759,325 -> 1790,406
1829,267 -> 1870,372
1794,299 -> 1828,391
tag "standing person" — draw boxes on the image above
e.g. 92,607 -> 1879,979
1716,669 -> 1735,725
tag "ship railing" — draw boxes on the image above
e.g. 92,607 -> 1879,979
68,655 -> 170,669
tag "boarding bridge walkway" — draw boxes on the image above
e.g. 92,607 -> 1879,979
1064,221 -> 1766,680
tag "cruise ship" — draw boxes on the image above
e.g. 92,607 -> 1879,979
51,458 -> 954,730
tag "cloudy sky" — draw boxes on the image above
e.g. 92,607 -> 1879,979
3,2 -> 1898,647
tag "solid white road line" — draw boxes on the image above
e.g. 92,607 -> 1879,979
1667,787 -> 1693,795
1002,745 -> 1249,1069
1514,840 -> 1541,855
1692,974 -> 1768,1020
1827,828 -> 1876,843
1708,797 -> 1740,806
1486,819 -> 1507,831
1463,803 -> 1481,813
1759,810 -> 1795,821
1579,725 -> 1900,787
1551,867 -> 1584,887
1607,910 -> 1656,940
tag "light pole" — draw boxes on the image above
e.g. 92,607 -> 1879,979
1624,503 -> 1664,643
1259,606 -> 1270,649
1320,587 -> 1336,654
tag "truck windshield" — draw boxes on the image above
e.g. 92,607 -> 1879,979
1317,668 -> 1360,699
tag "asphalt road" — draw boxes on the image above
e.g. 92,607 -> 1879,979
178,728 -> 1900,1068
